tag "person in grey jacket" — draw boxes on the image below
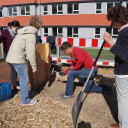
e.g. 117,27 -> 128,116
6,16 -> 43,106
104,6 -> 128,128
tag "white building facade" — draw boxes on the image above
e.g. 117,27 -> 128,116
0,0 -> 128,39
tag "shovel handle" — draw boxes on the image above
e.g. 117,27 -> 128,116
93,0 -> 123,66
82,0 -> 124,92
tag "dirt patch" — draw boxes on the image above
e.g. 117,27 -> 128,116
0,67 -> 118,128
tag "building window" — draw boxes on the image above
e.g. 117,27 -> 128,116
67,4 -> 79,14
126,2 -> 128,10
0,9 -> 2,17
95,28 -> 100,38
43,5 -> 48,15
58,28 -> 63,37
96,3 -> 102,14
68,27 -> 78,37
21,6 -> 30,15
52,4 -> 63,15
106,28 -> 118,38
44,28 -> 48,36
0,28 -> 3,34
107,2 -> 120,10
112,28 -> 118,38
8,7 -> 17,16
52,27 -> 63,37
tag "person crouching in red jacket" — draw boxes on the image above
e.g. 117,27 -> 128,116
59,41 -> 103,99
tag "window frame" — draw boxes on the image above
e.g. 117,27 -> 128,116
0,8 -> 3,17
8,6 -> 17,16
52,4 -> 63,15
73,4 -> 79,14
43,5 -> 48,15
107,2 -> 120,11
112,28 -> 118,38
57,27 -> 63,37
67,3 -> 79,14
44,28 -> 48,37
20,5 -> 30,16
96,3 -> 102,14
95,28 -> 101,38
126,2 -> 128,10
106,28 -> 118,39
67,27 -> 78,37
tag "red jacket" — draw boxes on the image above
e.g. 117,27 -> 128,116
64,47 -> 97,75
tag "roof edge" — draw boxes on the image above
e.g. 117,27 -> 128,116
2,0 -> 127,7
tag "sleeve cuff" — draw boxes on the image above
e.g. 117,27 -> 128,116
64,69 -> 68,75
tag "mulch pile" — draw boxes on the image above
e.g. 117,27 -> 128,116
0,96 -> 75,128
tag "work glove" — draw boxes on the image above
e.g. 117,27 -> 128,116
68,67 -> 73,70
59,71 -> 65,76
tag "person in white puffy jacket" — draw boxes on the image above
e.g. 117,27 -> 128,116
6,16 -> 43,106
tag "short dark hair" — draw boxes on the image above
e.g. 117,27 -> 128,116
8,22 -> 11,27
107,5 -> 128,25
11,20 -> 20,27
61,42 -> 72,51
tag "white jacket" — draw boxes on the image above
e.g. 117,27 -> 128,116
6,26 -> 37,71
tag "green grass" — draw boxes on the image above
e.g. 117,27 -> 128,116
85,48 -> 114,60
50,48 -> 114,60
59,48 -> 114,60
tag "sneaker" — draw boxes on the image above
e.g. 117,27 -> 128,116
59,94 -> 74,99
22,99 -> 38,106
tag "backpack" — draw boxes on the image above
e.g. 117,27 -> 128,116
0,82 -> 11,103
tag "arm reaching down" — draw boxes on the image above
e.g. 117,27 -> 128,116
26,34 -> 37,72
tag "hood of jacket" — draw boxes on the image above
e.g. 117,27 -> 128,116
18,26 -> 38,35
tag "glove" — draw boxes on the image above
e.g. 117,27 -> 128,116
68,67 -> 72,70
59,71 -> 65,76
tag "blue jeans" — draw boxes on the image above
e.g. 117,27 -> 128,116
65,68 -> 103,96
5,55 -> 18,86
12,63 -> 31,104
8,63 -> 18,86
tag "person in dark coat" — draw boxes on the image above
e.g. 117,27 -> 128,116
0,20 -> 20,91
47,34 -> 56,54
104,6 -> 128,128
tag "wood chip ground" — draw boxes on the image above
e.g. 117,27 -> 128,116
0,68 -> 118,128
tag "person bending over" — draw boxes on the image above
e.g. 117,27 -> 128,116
59,42 -> 104,99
